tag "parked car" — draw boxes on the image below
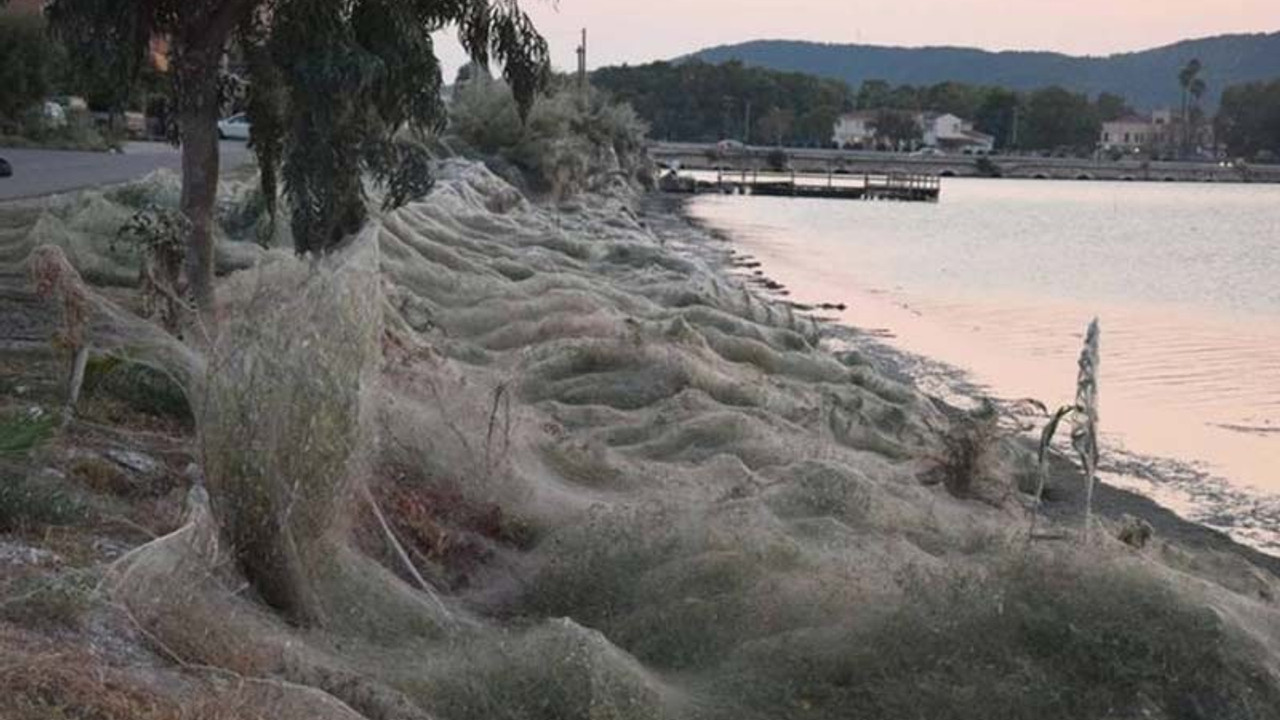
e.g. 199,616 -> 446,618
0,157 -> 12,178
124,111 -> 147,138
218,113 -> 251,141
41,101 -> 67,129
910,147 -> 946,157
716,139 -> 745,155
52,95 -> 89,112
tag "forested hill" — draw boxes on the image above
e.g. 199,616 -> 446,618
687,33 -> 1280,110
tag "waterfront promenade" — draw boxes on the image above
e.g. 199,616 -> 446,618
650,141 -> 1280,183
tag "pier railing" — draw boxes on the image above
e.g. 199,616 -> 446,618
661,168 -> 941,202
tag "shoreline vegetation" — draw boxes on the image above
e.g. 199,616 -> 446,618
2,81 -> 1280,719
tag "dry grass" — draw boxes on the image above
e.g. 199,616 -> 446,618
68,456 -> 136,497
0,644 -> 269,720
359,471 -> 532,591
0,654 -> 175,720
0,626 -> 186,720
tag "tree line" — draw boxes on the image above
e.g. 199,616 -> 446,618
593,59 -> 1279,160
855,81 -> 1132,153
0,10 -> 167,144
592,60 -> 1135,153
1216,79 -> 1280,162
591,60 -> 853,147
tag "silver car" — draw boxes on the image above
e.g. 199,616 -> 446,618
217,113 -> 251,141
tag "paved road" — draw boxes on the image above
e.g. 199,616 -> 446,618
0,141 -> 252,201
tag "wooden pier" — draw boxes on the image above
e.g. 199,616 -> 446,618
659,169 -> 941,202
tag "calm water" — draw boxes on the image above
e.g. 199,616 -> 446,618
690,178 -> 1280,550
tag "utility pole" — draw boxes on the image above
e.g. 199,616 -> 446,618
576,28 -> 588,106
1010,104 -> 1020,151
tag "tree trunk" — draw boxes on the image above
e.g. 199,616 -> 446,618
61,344 -> 89,431
179,60 -> 222,316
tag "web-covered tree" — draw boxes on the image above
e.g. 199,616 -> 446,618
47,0 -> 549,311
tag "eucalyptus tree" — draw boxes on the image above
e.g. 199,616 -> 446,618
47,0 -> 549,311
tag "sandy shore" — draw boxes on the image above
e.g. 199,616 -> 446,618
659,192 -> 1280,580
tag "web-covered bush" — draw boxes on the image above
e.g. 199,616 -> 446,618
448,76 -> 650,197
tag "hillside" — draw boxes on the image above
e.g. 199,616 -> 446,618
687,33 -> 1280,109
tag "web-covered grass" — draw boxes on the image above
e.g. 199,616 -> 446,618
15,160 -> 1280,720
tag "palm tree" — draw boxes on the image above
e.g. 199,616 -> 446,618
1188,76 -> 1207,153
1178,59 -> 1205,156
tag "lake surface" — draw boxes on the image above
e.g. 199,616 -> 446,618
690,178 -> 1280,551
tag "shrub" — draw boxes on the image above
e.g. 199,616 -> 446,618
726,553 -> 1280,720
0,568 -> 97,629
766,148 -> 789,171
1,108 -> 115,152
82,355 -> 192,424
104,172 -> 183,211
975,156 -> 1003,177
0,411 -> 88,530
217,184 -> 275,245
926,402 -> 1001,500
449,76 -> 649,197
448,77 -> 525,154
200,246 -> 384,624
0,410 -> 56,458
0,15 -> 64,132
112,207 -> 190,331
67,455 -> 135,496
0,473 -> 87,532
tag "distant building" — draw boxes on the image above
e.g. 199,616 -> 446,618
1100,109 -> 1214,157
920,112 -> 995,153
1100,114 -> 1164,153
833,110 -> 994,153
831,111 -> 878,148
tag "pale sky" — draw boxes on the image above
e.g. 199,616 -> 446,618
435,0 -> 1278,79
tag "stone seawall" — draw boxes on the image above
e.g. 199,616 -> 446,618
651,142 -> 1280,183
